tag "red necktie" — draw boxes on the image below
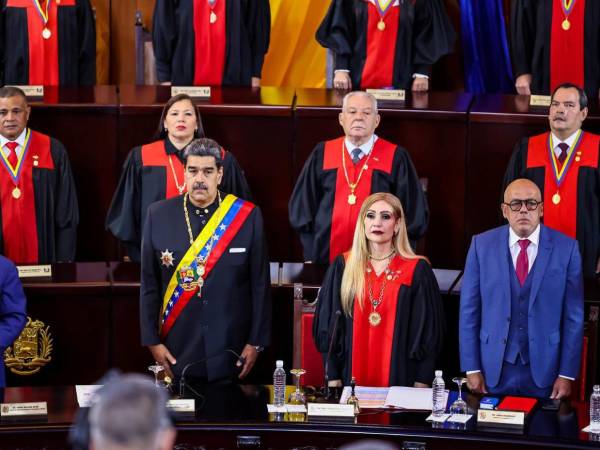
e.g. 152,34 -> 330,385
516,239 -> 531,286
557,142 -> 569,170
5,141 -> 19,170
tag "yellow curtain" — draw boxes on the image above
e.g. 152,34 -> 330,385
261,0 -> 329,88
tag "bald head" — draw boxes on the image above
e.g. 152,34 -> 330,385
501,179 -> 543,238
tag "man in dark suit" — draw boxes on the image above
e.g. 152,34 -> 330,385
460,179 -> 583,398
140,138 -> 270,384
0,255 -> 26,387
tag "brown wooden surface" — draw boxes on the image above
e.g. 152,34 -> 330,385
118,85 -> 297,261
27,86 -> 120,262
294,89 -> 473,268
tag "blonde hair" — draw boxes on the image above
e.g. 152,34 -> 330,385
340,193 -> 424,316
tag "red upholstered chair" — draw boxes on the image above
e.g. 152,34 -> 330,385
292,292 -> 324,387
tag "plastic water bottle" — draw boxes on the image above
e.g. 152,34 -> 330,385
432,370 -> 446,417
273,360 -> 286,407
590,385 -> 600,431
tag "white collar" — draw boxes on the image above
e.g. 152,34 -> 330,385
0,128 -> 27,149
344,134 -> 378,155
509,223 -> 540,248
550,129 -> 580,149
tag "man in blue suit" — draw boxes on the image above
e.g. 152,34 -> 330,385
460,179 -> 583,398
0,256 -> 27,388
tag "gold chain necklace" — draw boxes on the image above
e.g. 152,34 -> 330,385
182,191 -> 222,296
342,138 -> 375,205
369,249 -> 396,261
366,255 -> 393,327
168,155 -> 186,195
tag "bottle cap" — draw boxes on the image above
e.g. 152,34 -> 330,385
276,360 -> 284,368
435,370 -> 442,377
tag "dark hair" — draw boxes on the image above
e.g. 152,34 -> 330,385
551,82 -> 588,110
183,138 -> 223,168
154,94 -> 205,140
0,86 -> 28,103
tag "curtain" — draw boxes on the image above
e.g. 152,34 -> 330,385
460,0 -> 513,93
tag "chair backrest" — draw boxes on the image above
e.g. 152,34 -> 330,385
134,11 -> 156,85
292,285 -> 324,387
573,305 -> 598,402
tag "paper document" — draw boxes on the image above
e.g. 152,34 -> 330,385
340,385 -> 448,410
339,386 -> 389,408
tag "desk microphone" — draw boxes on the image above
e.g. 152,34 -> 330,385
323,310 -> 342,400
179,348 -> 245,397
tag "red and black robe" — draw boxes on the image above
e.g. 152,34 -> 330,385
0,0 -> 96,86
511,0 -> 600,96
289,136 -> 428,264
152,0 -> 270,85
316,0 -> 455,89
503,131 -> 600,278
106,138 -> 253,262
313,255 -> 444,386
0,129 -> 78,264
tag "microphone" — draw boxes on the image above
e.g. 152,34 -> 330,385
323,310 -> 342,401
179,348 -> 244,397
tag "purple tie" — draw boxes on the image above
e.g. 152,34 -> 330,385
516,239 -> 531,286
557,142 -> 569,166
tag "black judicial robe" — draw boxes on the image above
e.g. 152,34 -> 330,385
0,0 -> 96,86
140,193 -> 271,381
0,132 -> 78,263
152,0 -> 270,85
316,0 -> 455,90
511,0 -> 600,96
502,135 -> 600,278
289,139 -> 428,264
106,138 -> 252,263
313,255 -> 444,386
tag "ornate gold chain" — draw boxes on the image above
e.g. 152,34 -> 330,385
341,138 -> 376,205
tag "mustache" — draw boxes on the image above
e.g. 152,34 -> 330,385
192,182 -> 208,191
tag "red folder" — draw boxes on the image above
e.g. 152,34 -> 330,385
497,396 -> 537,415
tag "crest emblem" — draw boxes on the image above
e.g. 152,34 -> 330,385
3,317 -> 53,375
179,266 -> 198,291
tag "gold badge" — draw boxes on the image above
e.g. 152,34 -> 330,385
368,311 -> 381,326
42,28 -> 51,39
3,317 -> 53,376
377,19 -> 385,31
562,18 -> 570,30
552,193 -> 561,205
12,187 -> 21,199
160,249 -> 174,267
348,193 -> 357,205
210,11 -> 217,24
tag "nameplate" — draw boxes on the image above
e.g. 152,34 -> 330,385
307,403 -> 355,417
1,402 -> 47,417
166,399 -> 195,413
17,265 -> 52,279
366,89 -> 405,102
477,409 -> 525,427
75,385 -> 103,407
171,86 -> 211,98
10,85 -> 44,98
529,95 -> 551,107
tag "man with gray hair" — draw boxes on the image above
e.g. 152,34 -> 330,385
89,374 -> 176,450
140,138 -> 271,384
289,90 -> 428,264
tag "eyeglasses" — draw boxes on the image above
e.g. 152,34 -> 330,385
503,199 -> 542,212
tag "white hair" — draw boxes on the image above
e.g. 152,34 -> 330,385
341,91 -> 378,114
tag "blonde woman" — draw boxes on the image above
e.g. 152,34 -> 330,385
313,192 -> 444,387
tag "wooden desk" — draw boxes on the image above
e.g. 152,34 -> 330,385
0,385 -> 597,450
294,90 -> 473,268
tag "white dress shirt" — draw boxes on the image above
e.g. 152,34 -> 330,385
0,128 -> 27,160
550,129 -> 580,159
508,224 -> 540,272
345,134 -> 378,159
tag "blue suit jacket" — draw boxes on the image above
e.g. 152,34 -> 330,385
459,224 -> 584,388
0,256 -> 27,387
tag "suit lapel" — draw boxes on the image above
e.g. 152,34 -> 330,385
498,226 -> 511,311
529,225 -> 553,312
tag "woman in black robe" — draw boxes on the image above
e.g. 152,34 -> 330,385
313,192 -> 444,387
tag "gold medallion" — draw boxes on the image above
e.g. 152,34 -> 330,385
348,193 -> 357,205
377,19 -> 385,31
575,157 -> 581,162
42,28 -> 51,39
552,192 -> 561,205
562,18 -> 570,30
12,187 -> 21,199
210,11 -> 217,24
368,311 -> 381,327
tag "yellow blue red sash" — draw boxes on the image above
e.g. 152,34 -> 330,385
0,129 -> 31,183
32,0 -> 51,25
368,0 -> 396,18
561,0 -> 576,16
547,130 -> 582,188
159,194 -> 254,338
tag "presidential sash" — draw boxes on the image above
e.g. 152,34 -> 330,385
159,194 -> 254,338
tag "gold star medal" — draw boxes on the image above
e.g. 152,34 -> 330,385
160,249 -> 174,267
